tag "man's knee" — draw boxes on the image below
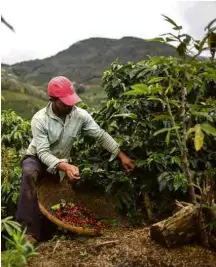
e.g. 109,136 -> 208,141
22,166 -> 39,182
22,157 -> 43,182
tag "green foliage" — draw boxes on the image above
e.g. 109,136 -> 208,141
150,15 -> 216,61
1,146 -> 22,216
1,216 -> 38,267
2,228 -> 38,267
1,216 -> 21,235
1,110 -> 31,216
1,109 -> 31,150
1,109 -> 37,265
71,39 -> 216,223
120,17 -> 216,207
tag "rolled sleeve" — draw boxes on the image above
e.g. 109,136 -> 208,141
82,111 -> 120,161
31,118 -> 67,173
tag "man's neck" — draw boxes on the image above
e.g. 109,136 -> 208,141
51,104 -> 67,122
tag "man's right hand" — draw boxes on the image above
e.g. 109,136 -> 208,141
57,162 -> 80,181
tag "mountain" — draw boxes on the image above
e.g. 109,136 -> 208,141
2,36 -> 177,119
7,37 -> 177,85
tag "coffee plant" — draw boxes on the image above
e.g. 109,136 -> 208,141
70,18 -> 216,230
1,110 -> 31,216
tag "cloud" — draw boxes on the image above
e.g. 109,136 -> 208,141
1,0 -> 215,64
176,1 -> 216,39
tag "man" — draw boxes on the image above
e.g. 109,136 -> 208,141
16,76 -> 136,244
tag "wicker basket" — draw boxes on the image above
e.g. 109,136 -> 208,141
37,176 -> 117,236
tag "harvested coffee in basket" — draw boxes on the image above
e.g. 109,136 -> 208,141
51,200 -> 107,231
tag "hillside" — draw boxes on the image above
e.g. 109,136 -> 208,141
6,37 -> 177,85
1,68 -> 48,119
1,91 -> 47,120
1,67 -> 106,118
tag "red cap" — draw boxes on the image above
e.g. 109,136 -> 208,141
47,76 -> 81,106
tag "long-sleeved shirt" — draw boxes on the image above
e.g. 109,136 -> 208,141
26,102 -> 120,181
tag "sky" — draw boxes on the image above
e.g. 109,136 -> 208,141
1,0 -> 216,65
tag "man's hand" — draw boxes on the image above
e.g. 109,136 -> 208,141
118,151 -> 136,172
57,162 -> 80,181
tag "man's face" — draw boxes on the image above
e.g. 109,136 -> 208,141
53,98 -> 73,116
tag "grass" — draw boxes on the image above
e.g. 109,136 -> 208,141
1,90 -> 47,120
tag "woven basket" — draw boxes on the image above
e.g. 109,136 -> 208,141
37,176 -> 117,236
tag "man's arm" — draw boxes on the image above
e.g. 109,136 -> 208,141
81,111 -> 136,171
31,118 -> 80,179
31,118 -> 66,173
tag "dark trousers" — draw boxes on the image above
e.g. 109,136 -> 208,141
16,156 -> 59,241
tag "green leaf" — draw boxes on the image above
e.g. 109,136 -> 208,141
154,126 -> 179,136
154,128 -> 170,136
131,84 -> 148,91
8,222 -> 21,232
168,100 -> 180,108
124,84 -> 149,96
137,160 -> 145,168
176,42 -> 187,57
162,15 -> 179,28
165,37 -> 176,42
152,114 -> 172,121
174,173 -> 187,192
173,26 -> 183,31
4,223 -> 13,235
205,18 -> 216,31
186,80 -> 194,93
186,127 -> 196,140
194,125 -> 204,151
165,130 -> 171,145
149,85 -> 164,94
201,123 -> 216,137
171,156 -> 181,166
192,112 -> 213,122
182,34 -> 192,45
51,204 -> 61,211
199,36 -> 208,52
147,96 -> 164,104
194,44 -> 200,51
148,77 -> 165,84
113,113 -> 137,119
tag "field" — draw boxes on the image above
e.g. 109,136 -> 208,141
1,90 -> 48,119
78,85 -> 107,109
1,85 -> 106,119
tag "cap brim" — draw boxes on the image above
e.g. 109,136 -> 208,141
59,93 -> 82,106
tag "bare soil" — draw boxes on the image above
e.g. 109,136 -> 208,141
27,226 -> 216,267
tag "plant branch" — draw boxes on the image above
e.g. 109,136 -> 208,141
165,96 -> 181,145
180,86 -> 197,204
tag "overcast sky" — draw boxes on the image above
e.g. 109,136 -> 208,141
1,0 -> 216,65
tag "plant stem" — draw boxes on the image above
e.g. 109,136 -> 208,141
165,94 -> 196,204
180,87 -> 196,204
165,96 -> 181,144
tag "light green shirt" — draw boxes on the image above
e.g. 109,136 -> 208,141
26,102 -> 120,181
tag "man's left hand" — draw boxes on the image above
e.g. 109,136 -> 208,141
118,151 -> 136,172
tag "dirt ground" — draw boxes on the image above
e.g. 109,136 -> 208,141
27,226 -> 216,267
